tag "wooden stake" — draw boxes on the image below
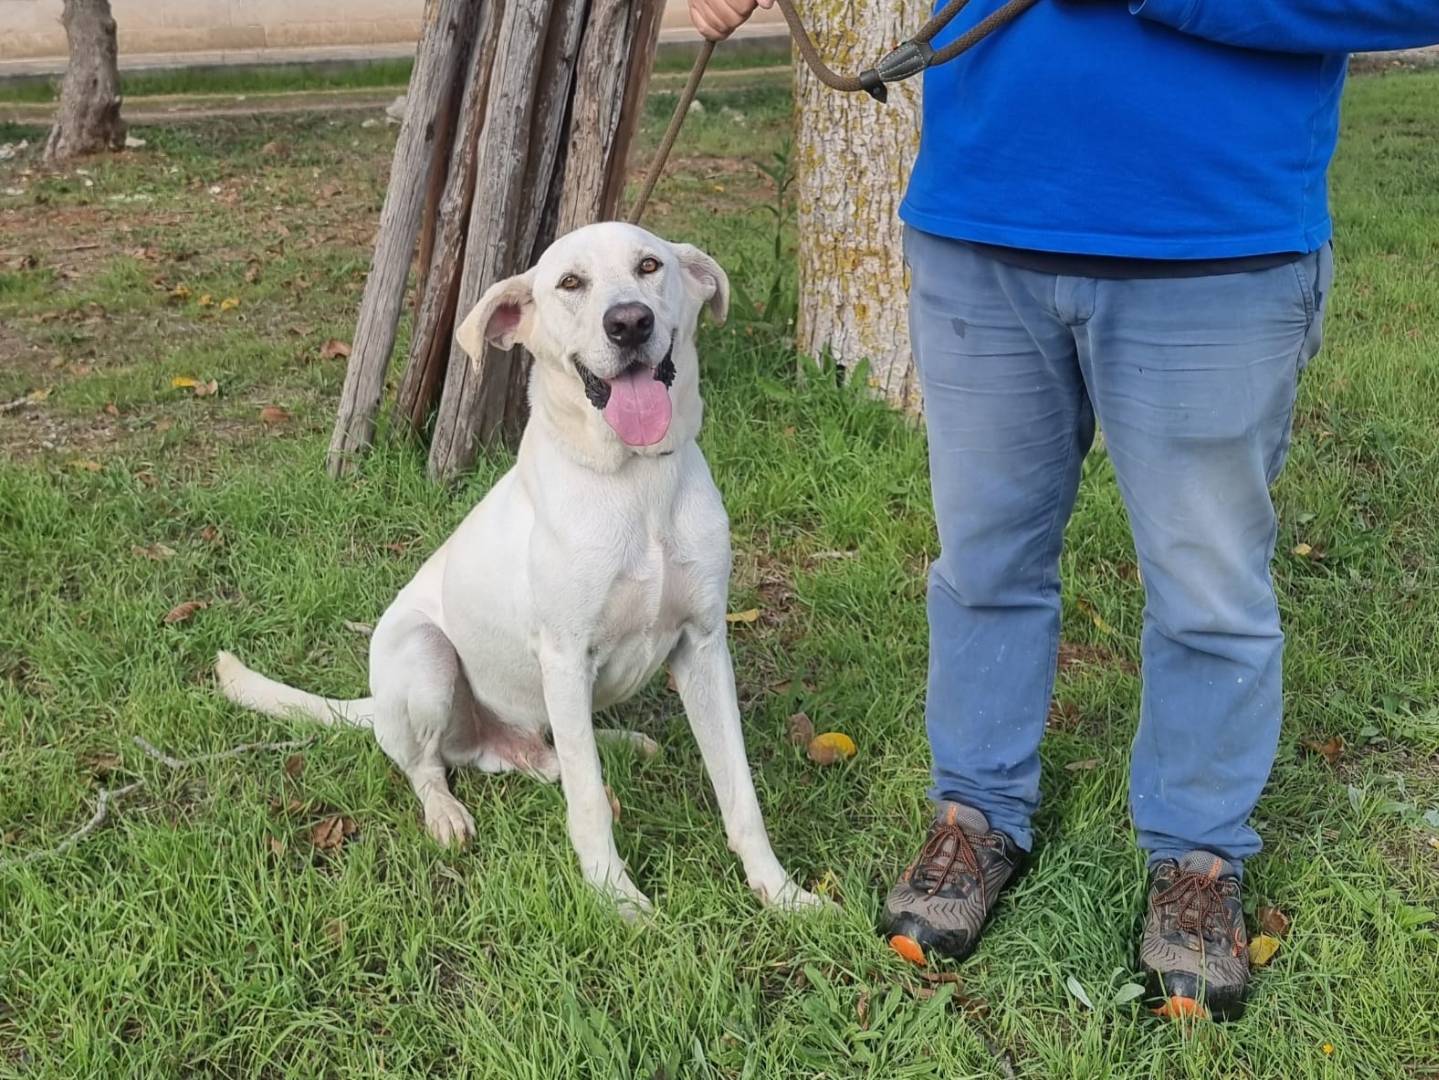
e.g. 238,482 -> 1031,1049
325,0 -> 481,478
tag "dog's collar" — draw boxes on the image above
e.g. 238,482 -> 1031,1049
571,339 -> 675,412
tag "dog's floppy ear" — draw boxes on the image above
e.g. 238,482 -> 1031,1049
456,271 -> 535,358
673,243 -> 729,326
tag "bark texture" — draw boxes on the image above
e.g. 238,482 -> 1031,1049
44,0 -> 126,164
793,0 -> 924,413
326,0 -> 480,477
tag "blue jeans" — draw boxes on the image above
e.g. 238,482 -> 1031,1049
906,228 -> 1332,865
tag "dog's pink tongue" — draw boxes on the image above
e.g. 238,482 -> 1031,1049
602,367 -> 671,447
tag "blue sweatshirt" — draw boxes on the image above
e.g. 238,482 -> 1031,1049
900,0 -> 1439,259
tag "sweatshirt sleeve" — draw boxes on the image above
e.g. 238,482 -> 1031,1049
1129,0 -> 1439,54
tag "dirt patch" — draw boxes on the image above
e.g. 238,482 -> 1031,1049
1350,47 -> 1439,74
1058,640 -> 1138,676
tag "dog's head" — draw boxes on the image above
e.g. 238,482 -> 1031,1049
456,222 -> 728,455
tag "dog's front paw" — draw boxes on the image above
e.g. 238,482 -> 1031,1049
423,792 -> 476,848
754,877 -> 835,912
591,872 -> 652,921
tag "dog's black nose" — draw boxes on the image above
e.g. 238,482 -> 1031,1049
603,302 -> 654,348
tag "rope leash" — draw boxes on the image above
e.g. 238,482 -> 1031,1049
628,0 -> 1043,225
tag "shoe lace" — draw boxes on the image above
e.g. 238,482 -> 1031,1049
911,821 -> 986,899
1153,869 -> 1230,939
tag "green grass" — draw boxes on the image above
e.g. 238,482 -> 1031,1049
0,42 -> 788,106
0,58 -> 417,105
2,71 -> 1438,1079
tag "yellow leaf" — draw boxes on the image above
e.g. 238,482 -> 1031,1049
806,731 -> 857,765
1292,542 -> 1313,558
219,297 -> 240,312
169,284 -> 191,300
171,375 -> 199,389
198,294 -> 213,307
1248,934 -> 1281,967
26,387 -> 52,402
725,608 -> 761,624
1076,597 -> 1116,635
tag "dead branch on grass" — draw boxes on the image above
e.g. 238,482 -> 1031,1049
1,735 -> 317,867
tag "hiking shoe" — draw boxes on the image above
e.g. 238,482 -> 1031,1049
878,801 -> 1024,964
1139,851 -> 1250,1021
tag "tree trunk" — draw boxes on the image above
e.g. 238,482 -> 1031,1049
44,0 -> 126,164
793,0 -> 923,413
325,0 -> 481,477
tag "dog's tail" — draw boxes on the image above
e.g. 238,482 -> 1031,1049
214,650 -> 374,728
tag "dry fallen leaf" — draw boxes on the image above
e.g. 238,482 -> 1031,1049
1047,700 -> 1082,731
1257,905 -> 1291,938
725,608 -> 761,625
787,712 -> 816,747
605,784 -> 621,822
153,417 -> 174,434
284,754 -> 305,778
807,731 -> 857,765
197,294 -> 213,308
1292,542 -> 1314,558
245,263 -> 261,284
103,402 -> 119,417
1075,597 -> 1116,635
27,387 -> 53,403
171,375 -> 198,390
133,543 -> 177,560
193,379 -> 219,398
69,458 -> 103,473
259,405 -> 290,425
82,751 -> 124,775
1302,735 -> 1344,765
319,338 -> 351,360
319,181 -> 343,199
310,815 -> 358,851
162,599 -> 207,625
1248,934 -> 1281,967
1064,757 -> 1102,772
219,297 -> 240,312
199,524 -> 222,544
168,284 -> 191,302
269,795 -> 306,817
855,990 -> 870,1028
323,918 -> 347,947
342,620 -> 373,636
266,835 -> 286,858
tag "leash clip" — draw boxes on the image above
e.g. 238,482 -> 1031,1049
858,39 -> 935,102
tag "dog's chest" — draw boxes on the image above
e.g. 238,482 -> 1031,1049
591,534 -> 692,706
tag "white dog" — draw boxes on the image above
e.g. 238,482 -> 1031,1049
216,222 -> 821,914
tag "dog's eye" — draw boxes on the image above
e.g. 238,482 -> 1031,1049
557,273 -> 583,291
637,256 -> 662,275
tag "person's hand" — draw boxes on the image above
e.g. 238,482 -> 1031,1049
688,0 -> 774,42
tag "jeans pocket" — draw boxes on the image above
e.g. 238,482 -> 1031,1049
1297,241 -> 1334,375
